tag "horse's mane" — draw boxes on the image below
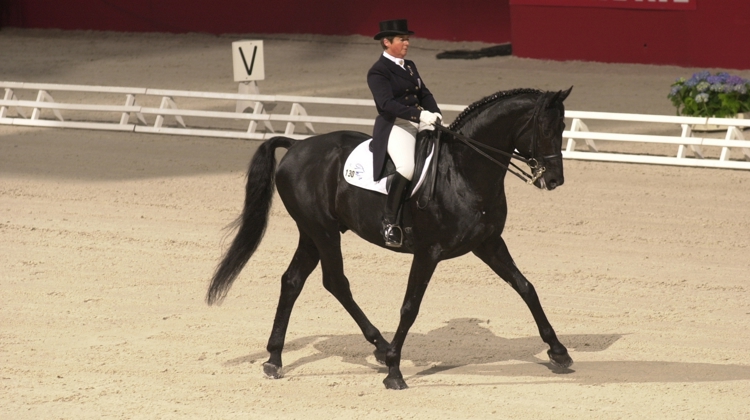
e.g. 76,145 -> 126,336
448,88 -> 542,132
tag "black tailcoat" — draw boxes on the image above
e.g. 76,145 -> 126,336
367,55 -> 441,181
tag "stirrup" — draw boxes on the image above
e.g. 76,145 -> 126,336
383,224 -> 403,248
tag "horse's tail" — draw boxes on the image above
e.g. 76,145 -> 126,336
206,136 -> 296,306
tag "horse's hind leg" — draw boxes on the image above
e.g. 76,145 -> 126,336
473,237 -> 573,369
313,230 -> 390,363
264,229 -> 320,379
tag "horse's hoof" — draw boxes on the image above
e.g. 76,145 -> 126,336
547,349 -> 574,369
373,349 -> 387,365
383,376 -> 409,390
263,362 -> 283,379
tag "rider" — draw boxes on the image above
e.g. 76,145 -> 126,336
367,19 -> 442,248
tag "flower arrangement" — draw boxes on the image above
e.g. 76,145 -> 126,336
668,71 -> 750,118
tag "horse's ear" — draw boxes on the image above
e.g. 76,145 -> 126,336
545,86 -> 573,109
559,86 -> 573,102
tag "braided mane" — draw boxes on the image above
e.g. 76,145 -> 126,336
449,88 -> 542,132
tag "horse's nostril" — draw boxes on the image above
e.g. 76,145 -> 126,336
547,181 -> 558,190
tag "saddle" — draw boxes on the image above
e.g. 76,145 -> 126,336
343,130 -> 439,205
343,131 -> 441,250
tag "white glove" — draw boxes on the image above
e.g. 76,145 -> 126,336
418,111 -> 442,132
419,110 -> 438,125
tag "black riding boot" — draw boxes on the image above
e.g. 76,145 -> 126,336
382,172 -> 410,248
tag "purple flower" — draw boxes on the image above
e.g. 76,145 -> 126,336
727,75 -> 747,85
694,70 -> 711,81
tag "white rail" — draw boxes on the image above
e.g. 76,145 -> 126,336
1,81 -> 749,170
563,110 -> 750,170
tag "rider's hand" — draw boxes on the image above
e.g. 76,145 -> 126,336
419,110 -> 438,125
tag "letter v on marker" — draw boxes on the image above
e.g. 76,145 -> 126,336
239,46 -> 257,76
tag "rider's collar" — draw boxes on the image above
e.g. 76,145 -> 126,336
382,52 -> 406,69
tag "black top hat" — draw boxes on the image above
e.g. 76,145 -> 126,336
373,19 -> 414,40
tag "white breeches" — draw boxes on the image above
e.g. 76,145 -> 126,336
387,119 -> 418,181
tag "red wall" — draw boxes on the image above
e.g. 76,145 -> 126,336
0,1 -> 512,44
510,1 -> 750,69
4,1 -> 748,69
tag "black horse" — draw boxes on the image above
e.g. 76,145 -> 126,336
207,87 -> 573,390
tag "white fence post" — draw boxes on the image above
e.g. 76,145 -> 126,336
32,90 -> 63,121
236,80 -> 258,114
720,125 -> 750,161
121,94 -> 147,125
246,101 -> 274,134
566,118 -> 597,152
0,88 -> 12,119
284,103 -> 315,136
236,80 -> 274,134
677,123 -> 704,159
153,96 -> 186,128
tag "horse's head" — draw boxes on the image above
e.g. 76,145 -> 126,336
515,87 -> 572,190
447,87 -> 572,191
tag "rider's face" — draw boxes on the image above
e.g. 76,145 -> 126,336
385,36 -> 409,59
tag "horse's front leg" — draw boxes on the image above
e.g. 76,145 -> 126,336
473,237 -> 573,369
383,251 -> 439,390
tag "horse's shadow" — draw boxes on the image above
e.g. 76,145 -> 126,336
226,318 -> 750,385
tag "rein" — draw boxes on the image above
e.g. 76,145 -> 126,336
433,123 -> 546,186
432,93 -> 562,187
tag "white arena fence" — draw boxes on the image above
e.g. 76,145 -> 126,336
2,81 -> 749,170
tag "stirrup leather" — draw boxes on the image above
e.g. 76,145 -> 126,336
383,223 -> 403,248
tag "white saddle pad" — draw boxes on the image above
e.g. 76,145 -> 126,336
343,139 -> 433,197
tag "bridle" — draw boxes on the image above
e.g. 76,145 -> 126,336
433,96 -> 560,188
417,95 -> 561,208
434,124 -> 544,186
